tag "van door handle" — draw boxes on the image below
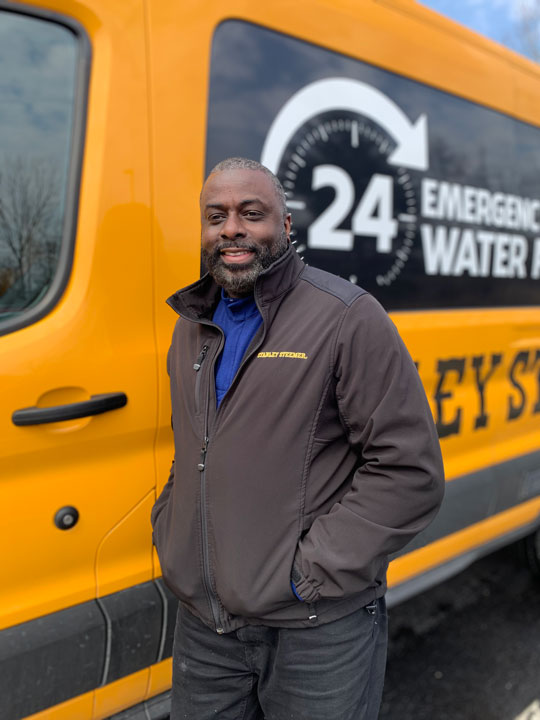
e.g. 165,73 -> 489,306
12,392 -> 128,426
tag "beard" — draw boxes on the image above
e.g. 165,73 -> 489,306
202,230 -> 289,296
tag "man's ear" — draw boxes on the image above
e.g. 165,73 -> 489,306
285,213 -> 292,241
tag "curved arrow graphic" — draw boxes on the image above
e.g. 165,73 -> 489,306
261,77 -> 429,172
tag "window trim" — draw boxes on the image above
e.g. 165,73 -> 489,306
0,1 -> 91,337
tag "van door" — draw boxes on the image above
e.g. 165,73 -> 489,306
0,4 -> 156,718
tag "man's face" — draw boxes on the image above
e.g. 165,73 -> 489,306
200,169 -> 292,297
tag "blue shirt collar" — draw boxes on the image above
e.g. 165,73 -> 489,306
220,288 -> 259,318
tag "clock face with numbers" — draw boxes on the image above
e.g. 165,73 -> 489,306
274,110 -> 418,288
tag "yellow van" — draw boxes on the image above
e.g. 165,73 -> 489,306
1,0 -> 540,717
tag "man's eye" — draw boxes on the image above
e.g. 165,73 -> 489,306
245,211 -> 262,218
208,214 -> 224,222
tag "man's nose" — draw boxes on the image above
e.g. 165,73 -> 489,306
220,214 -> 245,238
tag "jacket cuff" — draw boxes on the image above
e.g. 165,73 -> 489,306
291,553 -> 321,604
290,579 -> 305,602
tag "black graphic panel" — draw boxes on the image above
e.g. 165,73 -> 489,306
206,21 -> 540,310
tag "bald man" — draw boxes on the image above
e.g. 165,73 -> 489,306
151,157 -> 444,720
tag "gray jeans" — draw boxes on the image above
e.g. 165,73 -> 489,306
171,599 -> 387,720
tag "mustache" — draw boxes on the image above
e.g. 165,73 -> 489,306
215,241 -> 257,252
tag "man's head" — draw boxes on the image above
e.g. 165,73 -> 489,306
200,158 -> 291,297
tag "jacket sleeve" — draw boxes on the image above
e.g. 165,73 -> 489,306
292,293 -> 445,603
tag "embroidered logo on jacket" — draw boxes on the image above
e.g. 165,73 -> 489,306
257,351 -> 308,359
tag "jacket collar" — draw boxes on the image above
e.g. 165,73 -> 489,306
166,245 -> 305,321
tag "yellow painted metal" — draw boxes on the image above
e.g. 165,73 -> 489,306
95,491 -> 155,598
1,0 -> 156,631
397,307 -> 540,483
92,669 -> 149,720
146,658 -> 173,701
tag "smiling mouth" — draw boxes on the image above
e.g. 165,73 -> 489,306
220,248 -> 256,265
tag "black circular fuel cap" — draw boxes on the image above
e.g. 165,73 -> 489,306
54,506 -> 79,530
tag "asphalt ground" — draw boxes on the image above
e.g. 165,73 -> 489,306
380,544 -> 540,720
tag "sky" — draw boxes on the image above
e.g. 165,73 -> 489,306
419,0 -> 538,60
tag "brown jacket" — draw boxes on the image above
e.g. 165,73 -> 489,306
151,247 -> 444,633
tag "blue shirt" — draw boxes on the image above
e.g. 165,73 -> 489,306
212,290 -> 262,406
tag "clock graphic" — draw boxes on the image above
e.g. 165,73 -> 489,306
261,78 -> 429,287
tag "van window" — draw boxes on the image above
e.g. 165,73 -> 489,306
207,21 -> 540,310
0,11 -> 78,327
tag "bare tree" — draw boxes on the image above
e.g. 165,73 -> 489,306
0,267 -> 16,298
0,156 -> 61,305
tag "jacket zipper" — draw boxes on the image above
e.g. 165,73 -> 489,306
206,311 -> 319,625
194,341 -> 225,634
193,345 -> 208,415
193,345 -> 208,371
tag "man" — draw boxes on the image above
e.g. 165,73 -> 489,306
152,157 -> 444,719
